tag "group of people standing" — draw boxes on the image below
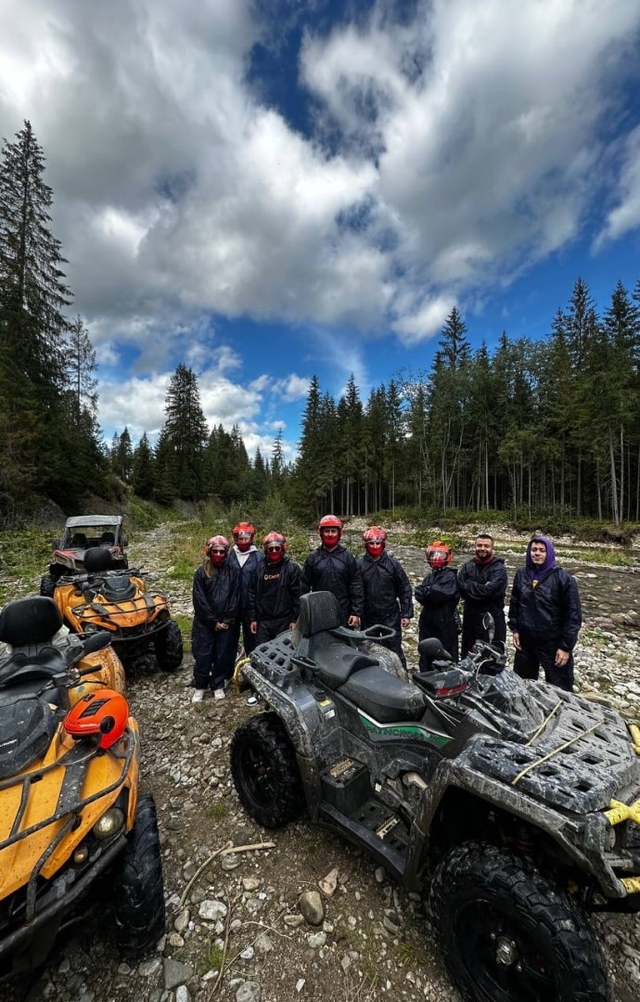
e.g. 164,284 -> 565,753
415,531 -> 582,691
190,518 -> 582,702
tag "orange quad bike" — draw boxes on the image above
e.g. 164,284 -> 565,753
51,546 -> 183,673
0,596 -> 165,978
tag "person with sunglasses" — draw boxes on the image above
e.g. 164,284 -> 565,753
191,535 -> 241,702
247,532 -> 308,647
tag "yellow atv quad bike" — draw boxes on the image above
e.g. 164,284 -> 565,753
52,546 -> 183,673
0,595 -> 165,978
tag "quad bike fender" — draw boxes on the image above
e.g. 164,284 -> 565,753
241,663 -> 328,811
242,662 -> 337,760
410,755 -> 630,901
69,644 -> 126,704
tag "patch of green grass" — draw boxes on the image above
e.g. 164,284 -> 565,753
208,801 -> 228,821
202,939 -> 225,972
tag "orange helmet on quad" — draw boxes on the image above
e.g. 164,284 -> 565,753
263,531 -> 286,563
426,541 -> 452,569
318,514 -> 343,548
233,521 -> 255,553
362,526 -> 387,557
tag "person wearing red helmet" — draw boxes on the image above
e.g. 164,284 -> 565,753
302,515 -> 363,627
358,527 -> 413,669
414,541 -> 460,666
228,521 -> 264,657
247,532 -> 308,646
457,533 -> 508,656
191,535 -> 241,702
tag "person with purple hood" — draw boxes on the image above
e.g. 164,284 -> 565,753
508,535 -> 582,691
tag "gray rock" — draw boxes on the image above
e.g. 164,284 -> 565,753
164,958 -> 194,991
198,899 -> 228,922
299,890 -> 325,926
236,982 -> 262,1002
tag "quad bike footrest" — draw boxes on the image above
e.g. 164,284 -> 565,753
320,795 -> 410,879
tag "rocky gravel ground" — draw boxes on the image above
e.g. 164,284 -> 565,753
4,523 -> 640,1002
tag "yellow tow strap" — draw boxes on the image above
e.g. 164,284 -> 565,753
233,656 -> 251,692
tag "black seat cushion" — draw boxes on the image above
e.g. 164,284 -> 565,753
311,640 -> 379,688
338,666 -> 427,723
0,597 -> 62,647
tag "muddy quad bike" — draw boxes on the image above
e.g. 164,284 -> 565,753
0,595 -> 165,978
50,546 -> 183,673
40,514 -> 128,597
231,591 -> 640,1002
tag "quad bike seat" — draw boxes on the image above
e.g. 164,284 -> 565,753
292,592 -> 379,684
338,666 -> 427,723
312,642 -> 380,687
0,596 -> 67,699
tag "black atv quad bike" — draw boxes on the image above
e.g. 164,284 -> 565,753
231,591 -> 640,1002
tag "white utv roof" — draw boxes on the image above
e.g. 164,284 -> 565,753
64,515 -> 123,527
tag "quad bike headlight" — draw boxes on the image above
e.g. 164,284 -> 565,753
93,808 -> 125,839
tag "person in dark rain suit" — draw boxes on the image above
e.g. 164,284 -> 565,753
457,533 -> 507,655
358,526 -> 413,669
302,514 -> 363,627
508,535 -> 582,692
414,541 -> 459,667
191,535 -> 241,702
228,521 -> 264,658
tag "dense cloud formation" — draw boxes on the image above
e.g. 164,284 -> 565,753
1,0 -> 639,446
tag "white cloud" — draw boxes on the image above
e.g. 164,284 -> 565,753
594,126 -> 640,249
2,0 -> 640,450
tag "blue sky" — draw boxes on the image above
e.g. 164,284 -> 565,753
1,0 -> 639,461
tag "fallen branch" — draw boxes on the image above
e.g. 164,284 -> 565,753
177,839 -> 276,910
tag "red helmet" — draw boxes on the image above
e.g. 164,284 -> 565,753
318,514 -> 343,539
426,541 -> 452,569
363,526 -> 386,557
263,531 -> 286,563
233,521 -> 255,552
205,535 -> 230,566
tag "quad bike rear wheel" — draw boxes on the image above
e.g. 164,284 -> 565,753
113,794 -> 166,958
231,712 -> 305,828
154,620 -> 183,671
39,574 -> 56,598
428,841 -> 610,1002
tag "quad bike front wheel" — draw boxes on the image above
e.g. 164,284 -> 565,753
154,620 -> 183,671
428,841 -> 610,1002
230,712 -> 305,828
113,794 -> 166,958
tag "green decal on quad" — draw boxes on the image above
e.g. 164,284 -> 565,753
358,711 -> 452,747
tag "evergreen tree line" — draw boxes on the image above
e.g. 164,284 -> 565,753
291,282 -> 640,524
109,363 -> 284,507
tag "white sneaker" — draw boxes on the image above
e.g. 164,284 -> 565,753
191,689 -> 206,703
213,688 -> 226,701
